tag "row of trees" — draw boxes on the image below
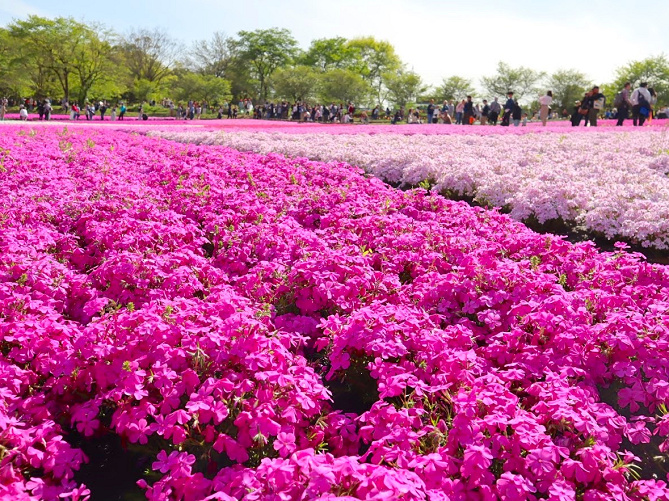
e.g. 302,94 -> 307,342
1,15 -> 668,110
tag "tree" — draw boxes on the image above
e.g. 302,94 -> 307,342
121,27 -> 181,84
481,61 -> 545,101
0,27 -> 36,98
174,72 -> 232,104
7,16 -> 124,104
271,66 -> 319,102
190,32 -> 233,78
318,69 -> 371,104
612,55 -> 669,106
546,69 -> 591,112
383,69 -> 427,108
345,37 -> 401,105
436,76 -> 476,102
299,37 -> 359,71
232,28 -> 298,102
8,16 -> 83,101
70,26 -> 123,105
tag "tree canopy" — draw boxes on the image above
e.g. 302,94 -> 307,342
545,69 -> 591,112
436,76 -> 477,102
1,15 -> 668,108
481,62 -> 545,101
232,28 -> 298,101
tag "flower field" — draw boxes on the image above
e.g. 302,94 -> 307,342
151,127 -> 669,252
3,124 -> 669,500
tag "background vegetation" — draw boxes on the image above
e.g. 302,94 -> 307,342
1,16 -> 668,109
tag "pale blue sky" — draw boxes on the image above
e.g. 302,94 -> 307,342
1,0 -> 666,91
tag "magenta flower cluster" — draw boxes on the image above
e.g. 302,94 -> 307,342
3,125 -> 669,500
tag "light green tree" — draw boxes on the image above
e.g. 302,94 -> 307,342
481,61 -> 545,101
232,28 -> 298,101
8,16 -> 82,100
174,72 -> 232,104
545,69 -> 591,112
383,69 -> 427,108
299,37 -> 360,71
611,55 -> 669,106
271,66 -> 319,102
436,76 -> 476,101
345,37 -> 401,105
6,16 -> 125,104
318,68 -> 371,104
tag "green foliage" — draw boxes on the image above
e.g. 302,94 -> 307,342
383,70 -> 427,108
174,73 -> 232,104
481,61 -> 546,101
611,55 -> 669,106
436,76 -> 477,102
298,37 -> 360,71
121,27 -> 180,84
0,28 -> 37,97
190,32 -> 233,78
271,66 -> 319,102
318,69 -> 371,105
345,37 -> 401,105
232,28 -> 299,101
8,16 -> 80,100
546,69 -> 591,112
5,16 -> 124,105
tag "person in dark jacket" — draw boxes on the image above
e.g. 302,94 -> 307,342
571,99 -> 584,126
488,98 -> 501,125
463,96 -> 474,125
501,91 -> 514,126
512,100 -> 522,126
427,99 -> 436,124
480,100 -> 490,125
583,86 -> 605,126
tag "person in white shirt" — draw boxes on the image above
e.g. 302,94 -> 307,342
19,105 -> 28,121
631,82 -> 652,126
538,91 -> 553,126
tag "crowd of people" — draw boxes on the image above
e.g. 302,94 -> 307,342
3,82 -> 668,125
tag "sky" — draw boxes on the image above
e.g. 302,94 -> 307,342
1,0 -> 667,93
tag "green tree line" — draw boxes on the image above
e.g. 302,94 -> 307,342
1,15 -> 667,110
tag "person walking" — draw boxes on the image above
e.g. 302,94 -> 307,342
512,99 -> 522,126
586,86 -> 605,126
480,100 -> 490,125
119,102 -> 126,120
463,96 -> 474,125
455,99 -> 465,124
100,101 -> 107,120
631,82 -> 652,126
44,99 -> 52,121
501,92 -> 514,126
615,82 -> 633,126
427,99 -> 436,125
571,100 -> 584,126
539,90 -> 553,126
489,98 -> 501,125
648,87 -> 658,123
